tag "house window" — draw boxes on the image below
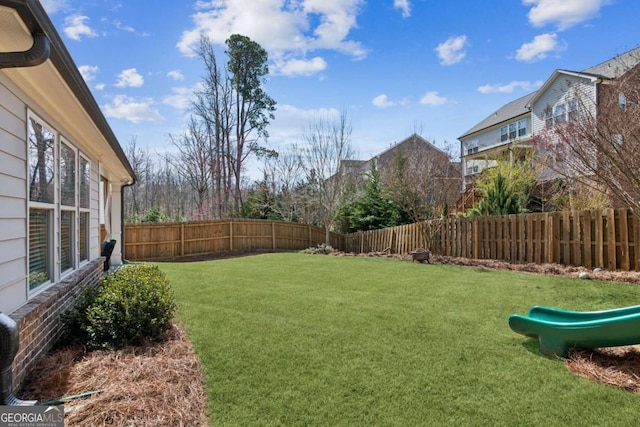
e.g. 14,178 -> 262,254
517,119 -> 527,137
28,111 -> 93,291
466,165 -> 479,174
567,99 -> 578,121
544,107 -> 553,128
500,126 -> 508,142
466,138 -> 479,155
508,123 -> 517,140
79,156 -> 91,262
554,104 -> 566,124
619,93 -> 627,112
28,116 -> 55,289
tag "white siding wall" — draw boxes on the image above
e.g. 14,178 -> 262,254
0,77 -> 28,313
0,74 -> 104,314
531,74 -> 597,135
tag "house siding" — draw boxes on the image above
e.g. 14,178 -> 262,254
531,74 -> 597,135
0,77 -> 27,315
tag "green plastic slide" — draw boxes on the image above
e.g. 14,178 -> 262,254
508,304 -> 640,357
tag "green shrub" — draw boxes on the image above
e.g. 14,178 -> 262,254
63,263 -> 177,350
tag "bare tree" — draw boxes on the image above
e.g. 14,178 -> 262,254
260,150 -> 304,222
166,117 -> 212,219
535,60 -> 640,217
383,138 -> 461,250
299,110 -> 356,243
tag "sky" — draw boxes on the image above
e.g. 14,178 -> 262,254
40,0 -> 640,178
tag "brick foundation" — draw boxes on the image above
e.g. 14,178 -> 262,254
9,258 -> 104,390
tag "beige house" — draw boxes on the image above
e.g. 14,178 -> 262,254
0,0 -> 134,396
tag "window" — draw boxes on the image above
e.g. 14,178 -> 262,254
508,123 -> 517,140
544,107 -> 553,128
619,93 -> 627,112
554,103 -> 566,124
567,99 -> 578,121
466,138 -> 479,155
27,111 -> 93,291
517,119 -> 527,137
466,165 -> 479,175
500,126 -> 508,142
28,116 -> 55,289
79,156 -> 91,263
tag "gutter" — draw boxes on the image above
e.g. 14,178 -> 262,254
0,32 -> 50,68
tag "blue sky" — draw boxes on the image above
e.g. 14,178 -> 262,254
41,0 -> 640,177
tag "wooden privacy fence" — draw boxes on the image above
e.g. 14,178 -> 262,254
123,219 -> 344,261
345,209 -> 640,271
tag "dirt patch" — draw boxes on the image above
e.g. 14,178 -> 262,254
19,324 -> 208,426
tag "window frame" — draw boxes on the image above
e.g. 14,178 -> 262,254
27,112 -> 57,292
27,110 -> 93,295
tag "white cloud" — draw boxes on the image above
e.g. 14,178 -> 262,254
371,94 -> 407,108
274,57 -> 328,76
95,83 -> 106,91
394,0 -> 411,18
115,68 -> 144,88
167,70 -> 185,81
63,15 -> 98,41
270,104 -> 341,141
176,0 -> 367,77
435,35 -> 467,66
516,33 -> 564,62
419,91 -> 448,106
524,0 -> 609,30
103,95 -> 163,123
478,80 -> 544,94
40,0 -> 68,14
162,87 -> 192,110
78,65 -> 99,82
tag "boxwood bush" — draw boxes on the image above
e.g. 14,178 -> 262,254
63,263 -> 177,350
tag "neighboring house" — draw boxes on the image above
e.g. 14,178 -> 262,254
0,0 -> 134,395
458,46 -> 640,197
344,134 -> 461,210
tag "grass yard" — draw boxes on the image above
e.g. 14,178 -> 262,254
159,253 -> 640,426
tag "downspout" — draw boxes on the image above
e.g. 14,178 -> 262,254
0,32 -> 50,69
120,179 -> 136,264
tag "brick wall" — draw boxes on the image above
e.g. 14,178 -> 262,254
9,258 -> 104,390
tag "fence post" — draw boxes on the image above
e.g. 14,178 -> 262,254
229,220 -> 233,251
272,222 -> 276,250
181,223 -> 185,257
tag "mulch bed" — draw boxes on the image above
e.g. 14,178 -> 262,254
19,324 -> 208,426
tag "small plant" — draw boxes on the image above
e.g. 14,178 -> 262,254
63,263 -> 177,350
302,243 -> 336,255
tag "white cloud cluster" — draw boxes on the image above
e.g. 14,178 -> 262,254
177,0 -> 367,77
163,87 -> 192,111
40,0 -> 68,14
167,70 -> 185,81
516,0 -> 609,62
103,95 -> 163,124
435,35 -> 467,66
115,68 -> 144,88
78,65 -> 99,82
394,0 -> 411,18
524,0 -> 608,30
372,94 -> 399,108
478,80 -> 543,94
516,33 -> 564,62
63,15 -> 98,41
419,91 -> 448,106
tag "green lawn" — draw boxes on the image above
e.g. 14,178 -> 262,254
159,253 -> 640,426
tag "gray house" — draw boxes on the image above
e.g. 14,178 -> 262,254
459,46 -> 640,196
0,0 -> 134,394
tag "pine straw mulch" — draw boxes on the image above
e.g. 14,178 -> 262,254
19,323 -> 208,426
